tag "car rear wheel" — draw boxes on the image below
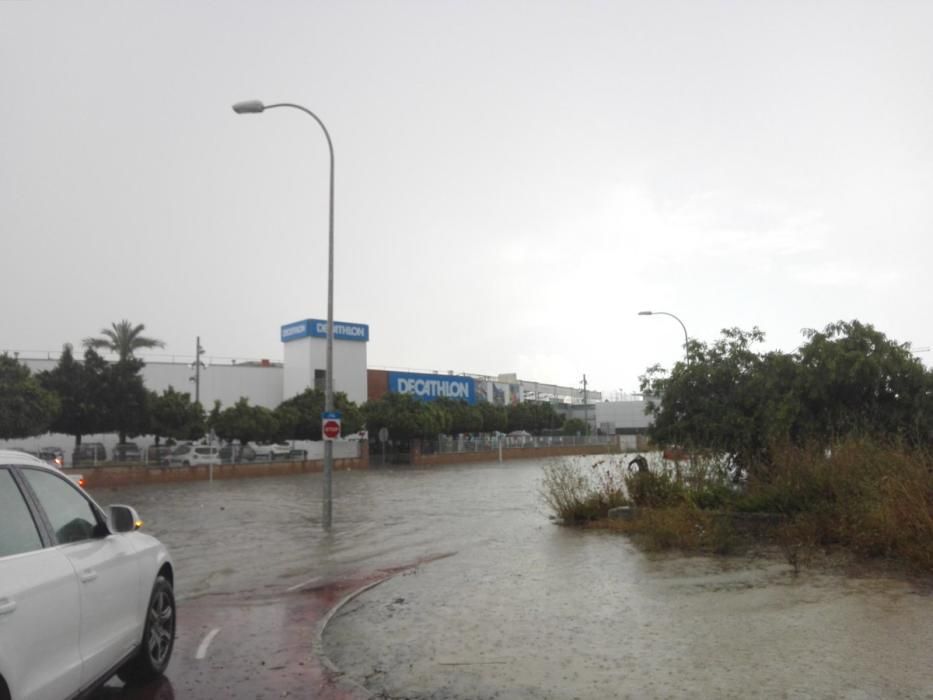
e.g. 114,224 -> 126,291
117,576 -> 175,686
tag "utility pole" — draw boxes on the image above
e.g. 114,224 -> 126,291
582,373 -> 588,436
193,337 -> 205,405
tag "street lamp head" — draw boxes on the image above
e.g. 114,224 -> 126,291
232,100 -> 266,114
637,310 -> 653,316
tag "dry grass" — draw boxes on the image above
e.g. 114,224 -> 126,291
742,440 -> 933,571
539,457 -> 629,524
560,440 -> 933,573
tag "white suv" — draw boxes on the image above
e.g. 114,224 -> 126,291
167,444 -> 221,467
0,450 -> 175,700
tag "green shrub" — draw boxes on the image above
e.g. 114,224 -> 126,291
689,482 -> 735,510
738,440 -> 933,570
624,470 -> 687,508
559,440 -> 933,572
540,457 -> 628,523
604,505 -> 738,553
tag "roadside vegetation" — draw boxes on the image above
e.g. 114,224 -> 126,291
1,322 -> 579,451
542,443 -> 933,572
542,319 -> 933,574
540,456 -> 630,522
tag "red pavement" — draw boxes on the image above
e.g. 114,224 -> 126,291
90,557 -> 449,700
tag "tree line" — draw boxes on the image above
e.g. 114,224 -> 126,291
640,319 -> 933,476
1,319 -> 578,447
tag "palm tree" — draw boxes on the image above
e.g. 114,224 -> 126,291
83,320 -> 165,361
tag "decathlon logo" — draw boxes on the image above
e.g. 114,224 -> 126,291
388,372 -> 477,405
281,319 -> 369,343
313,321 -> 368,339
280,321 -> 310,341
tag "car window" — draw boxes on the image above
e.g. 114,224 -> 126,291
21,468 -> 100,545
0,469 -> 44,557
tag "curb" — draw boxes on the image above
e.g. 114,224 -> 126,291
311,574 -> 399,699
308,552 -> 456,698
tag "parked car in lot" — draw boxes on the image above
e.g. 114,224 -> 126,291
218,443 -> 256,463
167,444 -> 221,467
249,442 -> 292,461
113,442 -> 142,462
37,446 -> 65,469
72,442 -> 107,466
0,450 -> 175,700
147,444 -> 174,465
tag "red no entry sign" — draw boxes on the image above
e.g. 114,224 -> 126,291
322,419 -> 341,440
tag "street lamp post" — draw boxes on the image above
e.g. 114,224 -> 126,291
638,310 -> 689,362
233,99 -> 336,529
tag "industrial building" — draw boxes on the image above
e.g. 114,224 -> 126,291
7,315 -> 650,453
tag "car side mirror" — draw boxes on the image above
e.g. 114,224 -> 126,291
109,504 -> 142,533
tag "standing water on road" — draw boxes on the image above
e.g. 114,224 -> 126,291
91,458 -> 933,698
88,459 -> 548,599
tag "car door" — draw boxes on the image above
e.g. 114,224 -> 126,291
0,466 -> 82,700
19,467 -> 143,689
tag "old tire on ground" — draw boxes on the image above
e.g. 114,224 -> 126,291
117,576 -> 175,686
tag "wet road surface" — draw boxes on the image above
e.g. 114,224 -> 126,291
86,458 -> 933,699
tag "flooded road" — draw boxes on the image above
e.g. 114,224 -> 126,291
88,460 -> 542,601
89,458 -> 933,699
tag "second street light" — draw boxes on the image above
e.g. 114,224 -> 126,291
233,99 -> 337,529
638,310 -> 689,363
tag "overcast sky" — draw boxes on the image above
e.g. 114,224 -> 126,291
3,1 -> 931,398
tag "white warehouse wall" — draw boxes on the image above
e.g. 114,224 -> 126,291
281,334 -> 368,404
594,400 -> 652,432
21,358 -> 284,409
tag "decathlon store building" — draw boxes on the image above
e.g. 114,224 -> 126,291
14,316 -> 594,412
5,316 -> 638,459
280,317 -> 592,409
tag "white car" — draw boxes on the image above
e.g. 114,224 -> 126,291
0,450 -> 175,700
248,442 -> 291,461
167,444 -> 221,467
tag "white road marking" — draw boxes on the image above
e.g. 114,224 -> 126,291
286,576 -> 322,593
195,627 -> 221,660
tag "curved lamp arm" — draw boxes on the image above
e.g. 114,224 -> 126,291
638,310 -> 689,362
233,98 -> 337,528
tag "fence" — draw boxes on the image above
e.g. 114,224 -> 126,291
335,434 -> 628,466
425,434 -> 619,455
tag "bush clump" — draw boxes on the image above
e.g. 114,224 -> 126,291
749,440 -> 933,570
555,440 -> 933,572
540,457 -> 629,524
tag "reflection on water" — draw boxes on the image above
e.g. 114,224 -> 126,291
88,461 -> 551,599
91,460 -> 933,699
92,675 -> 174,700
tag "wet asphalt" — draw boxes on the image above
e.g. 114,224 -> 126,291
85,457 -> 933,699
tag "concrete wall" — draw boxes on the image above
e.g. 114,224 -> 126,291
0,427 -> 361,469
81,449 -> 369,489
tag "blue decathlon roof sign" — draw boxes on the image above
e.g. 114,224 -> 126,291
388,372 -> 477,405
281,319 -> 369,343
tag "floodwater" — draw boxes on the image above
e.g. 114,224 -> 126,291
90,458 -> 933,699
